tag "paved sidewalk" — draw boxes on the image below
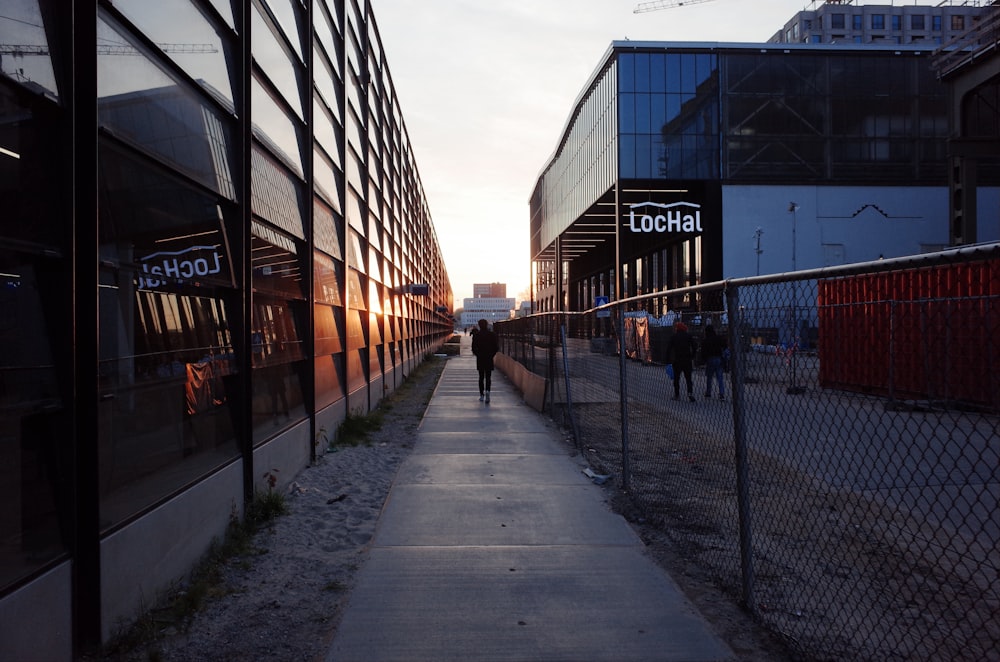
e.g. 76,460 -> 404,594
326,336 -> 734,662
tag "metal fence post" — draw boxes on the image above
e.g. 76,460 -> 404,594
617,308 -> 631,491
726,284 -> 756,613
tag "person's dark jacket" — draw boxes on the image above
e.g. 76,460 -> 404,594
667,328 -> 697,366
472,328 -> 499,369
701,329 -> 724,360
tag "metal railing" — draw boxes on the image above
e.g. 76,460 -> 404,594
497,243 -> 1000,662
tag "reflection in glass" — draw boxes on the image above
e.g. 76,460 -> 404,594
251,220 -> 306,299
98,13 -> 237,198
250,297 -> 307,444
111,0 -> 235,103
252,76 -> 305,177
251,4 -> 304,120
0,250 -> 70,591
265,0 -> 305,60
0,73 -> 70,591
0,0 -> 59,98
97,142 -> 240,528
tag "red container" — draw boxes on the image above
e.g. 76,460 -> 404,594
818,258 -> 1000,411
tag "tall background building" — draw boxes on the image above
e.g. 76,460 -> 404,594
473,282 -> 508,298
769,0 -> 989,45
461,283 -> 515,327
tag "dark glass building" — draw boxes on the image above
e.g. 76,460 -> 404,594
0,1 -> 452,657
530,41 -> 1000,315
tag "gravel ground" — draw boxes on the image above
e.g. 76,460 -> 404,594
94,352 -> 795,662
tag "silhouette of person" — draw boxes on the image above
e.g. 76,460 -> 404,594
701,324 -> 727,399
471,318 -> 499,403
667,321 -> 697,402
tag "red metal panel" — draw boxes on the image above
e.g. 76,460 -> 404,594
818,258 -> 998,411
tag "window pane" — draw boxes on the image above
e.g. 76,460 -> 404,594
0,0 -> 59,98
98,13 -> 237,198
97,144 -> 240,528
251,4 -> 304,119
112,0 -> 235,103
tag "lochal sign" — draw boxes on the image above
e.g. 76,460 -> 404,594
138,245 -> 225,289
625,201 -> 703,234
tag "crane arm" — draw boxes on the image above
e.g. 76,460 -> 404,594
634,0 -> 718,13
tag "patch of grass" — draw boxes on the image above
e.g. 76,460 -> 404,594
334,408 -> 385,446
331,355 -> 446,448
96,489 -> 288,659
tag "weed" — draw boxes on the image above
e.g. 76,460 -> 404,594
96,492 -> 288,658
334,408 -> 384,446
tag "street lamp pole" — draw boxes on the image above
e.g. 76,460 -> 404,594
787,203 -> 804,394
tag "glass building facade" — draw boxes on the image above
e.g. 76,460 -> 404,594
530,41 -> 1000,315
0,1 -> 453,657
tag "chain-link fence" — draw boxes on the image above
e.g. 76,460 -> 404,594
497,243 -> 1000,662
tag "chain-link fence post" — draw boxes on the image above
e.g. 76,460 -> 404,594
616,307 -> 631,491
726,284 -> 756,613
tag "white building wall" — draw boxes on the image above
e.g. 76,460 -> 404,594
461,297 -> 515,328
720,185 -> 966,279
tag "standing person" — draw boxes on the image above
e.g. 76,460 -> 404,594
667,321 -> 697,402
701,324 -> 727,400
471,318 -> 499,403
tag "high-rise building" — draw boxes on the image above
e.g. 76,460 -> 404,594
769,0 -> 989,46
0,3 -> 452,658
473,282 -> 507,298
461,296 -> 516,328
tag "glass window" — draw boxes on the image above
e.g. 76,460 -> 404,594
251,146 -> 305,239
872,14 -> 885,30
933,15 -> 942,31
634,53 -> 650,92
251,74 -> 304,177
830,13 -> 845,29
0,0 -> 59,98
205,0 -> 234,28
250,218 -> 305,299
0,76 -> 72,587
618,53 -> 635,93
111,0 -> 235,104
97,142 -> 240,528
264,0 -> 305,60
892,15 -> 901,31
649,54 -> 666,93
619,134 -> 636,179
679,54 -> 697,94
251,3 -> 304,120
314,146 -> 342,212
853,15 -> 863,30
313,0 -> 340,66
619,94 -> 635,133
912,15 -> 925,30
951,15 -> 964,31
98,13 -> 238,198
635,94 -> 651,133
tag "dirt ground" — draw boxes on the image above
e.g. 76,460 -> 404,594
96,354 -> 798,662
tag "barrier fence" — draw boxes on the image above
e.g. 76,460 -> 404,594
496,244 -> 1000,662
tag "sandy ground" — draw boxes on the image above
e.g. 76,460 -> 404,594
99,354 -> 795,662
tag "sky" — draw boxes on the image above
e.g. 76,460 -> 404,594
371,0 -> 809,304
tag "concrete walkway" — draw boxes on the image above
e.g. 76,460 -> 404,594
326,335 -> 734,662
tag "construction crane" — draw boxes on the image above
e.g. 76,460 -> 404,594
634,0 -> 718,13
0,43 -> 219,57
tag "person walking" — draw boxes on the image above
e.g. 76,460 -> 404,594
701,324 -> 727,400
471,318 -> 499,403
667,321 -> 697,402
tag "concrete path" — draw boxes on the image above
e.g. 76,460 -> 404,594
326,336 -> 734,662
